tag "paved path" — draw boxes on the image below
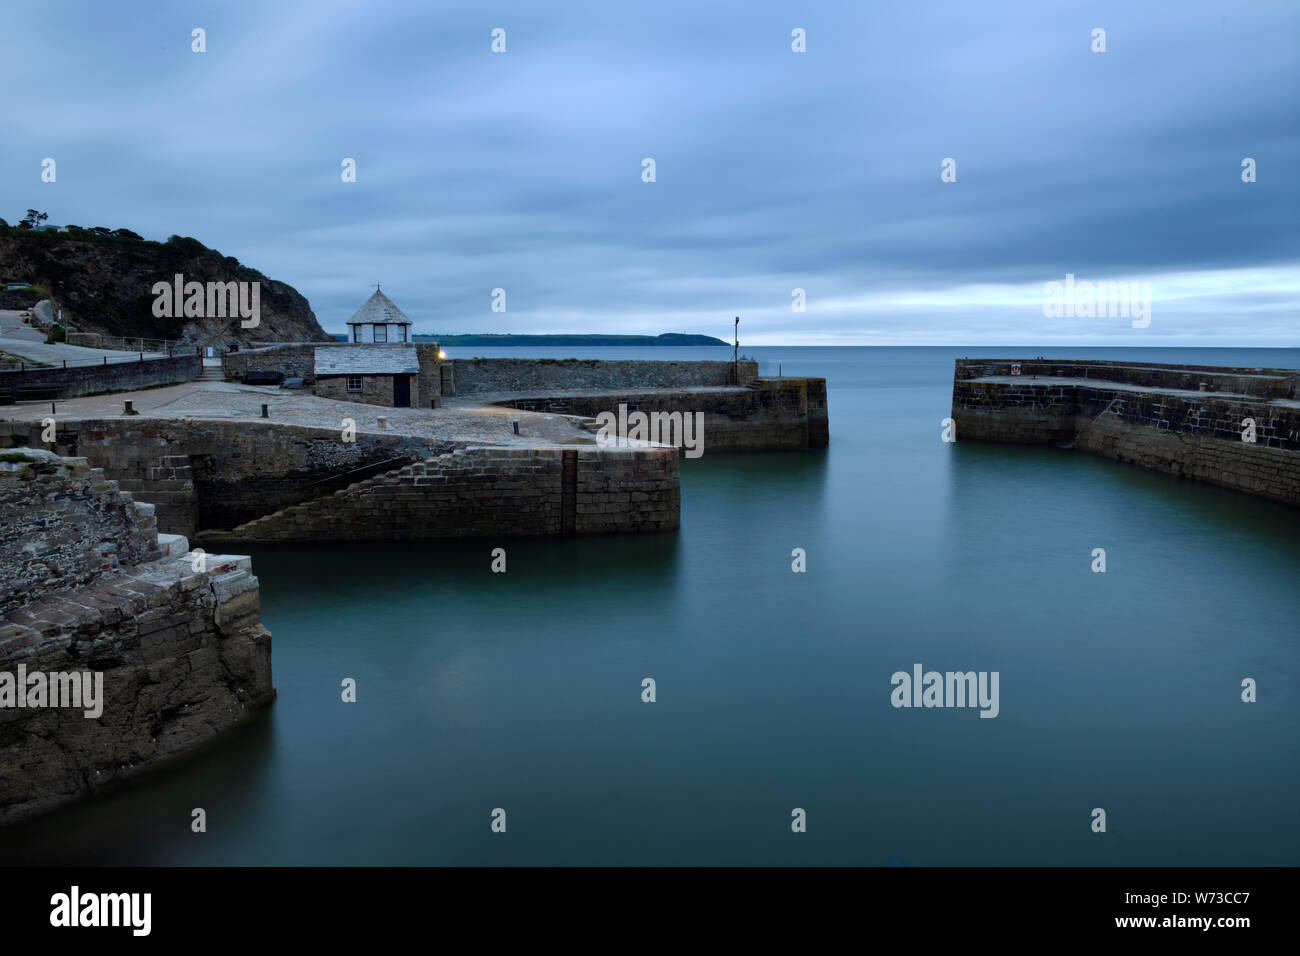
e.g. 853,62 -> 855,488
0,330 -> 167,367
969,375 -> 1291,404
1,378 -> 595,446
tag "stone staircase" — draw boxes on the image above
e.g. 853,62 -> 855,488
197,364 -> 225,382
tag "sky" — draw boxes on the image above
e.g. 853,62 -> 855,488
2,0 -> 1297,345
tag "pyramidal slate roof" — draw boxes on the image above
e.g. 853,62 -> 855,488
314,345 -> 419,376
346,288 -> 412,326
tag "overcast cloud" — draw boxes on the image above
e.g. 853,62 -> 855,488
2,0 -> 1296,344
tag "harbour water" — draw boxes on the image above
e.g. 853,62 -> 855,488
2,346 -> 1297,865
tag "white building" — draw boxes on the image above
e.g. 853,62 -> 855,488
346,287 -> 413,343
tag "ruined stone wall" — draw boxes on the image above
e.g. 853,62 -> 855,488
201,444 -> 680,542
0,452 -> 160,614
447,358 -> 758,395
494,378 -> 829,451
952,360 -> 1300,507
23,418 -> 452,531
0,451 -> 275,825
0,550 -> 274,826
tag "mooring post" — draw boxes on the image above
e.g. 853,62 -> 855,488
511,418 -> 520,435
124,400 -> 133,414
261,404 -> 268,418
51,403 -> 56,415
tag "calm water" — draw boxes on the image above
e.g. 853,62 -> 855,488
3,346 -> 1298,866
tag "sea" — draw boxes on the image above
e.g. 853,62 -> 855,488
1,346 -> 1297,865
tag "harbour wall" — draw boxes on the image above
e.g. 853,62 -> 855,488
0,353 -> 199,400
445,358 -> 758,395
0,452 -> 274,825
20,418 -> 452,535
493,378 -> 829,451
952,359 -> 1300,507
200,444 -> 680,543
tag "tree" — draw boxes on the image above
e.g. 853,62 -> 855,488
18,209 -> 49,229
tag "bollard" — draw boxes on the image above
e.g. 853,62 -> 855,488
512,419 -> 520,435
51,403 -> 56,415
124,400 -> 133,414
261,404 -> 268,418
103,356 -> 107,365
63,360 -> 66,369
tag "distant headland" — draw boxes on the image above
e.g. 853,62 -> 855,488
330,332 -> 729,347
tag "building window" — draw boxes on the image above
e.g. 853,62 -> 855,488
352,326 -> 361,343
346,376 -> 362,392
374,324 -> 387,343
398,327 -> 407,342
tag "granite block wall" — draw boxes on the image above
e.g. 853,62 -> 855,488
494,377 -> 828,451
952,360 -> 1300,507
446,358 -> 759,395
201,444 -> 680,542
24,418 -> 452,531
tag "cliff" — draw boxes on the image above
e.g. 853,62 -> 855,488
0,228 -> 330,347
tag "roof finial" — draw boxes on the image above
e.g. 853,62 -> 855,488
375,281 -> 381,292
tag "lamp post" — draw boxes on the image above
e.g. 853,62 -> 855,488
733,316 -> 739,384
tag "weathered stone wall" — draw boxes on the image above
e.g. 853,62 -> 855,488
23,418 -> 452,531
493,378 -> 829,451
446,358 -> 758,395
0,353 -> 199,398
0,549 -> 274,826
1,451 -> 275,825
952,360 -> 1300,507
0,451 -> 160,614
221,342 -> 320,381
201,444 -> 680,542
